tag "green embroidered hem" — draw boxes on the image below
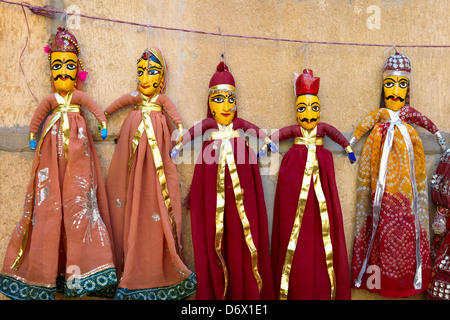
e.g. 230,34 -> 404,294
0,268 -> 117,300
115,273 -> 197,300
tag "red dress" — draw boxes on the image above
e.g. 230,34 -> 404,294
427,149 -> 450,300
270,123 -> 351,300
180,117 -> 274,300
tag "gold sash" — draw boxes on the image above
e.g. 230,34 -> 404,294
129,94 -> 180,256
212,123 -> 262,299
11,91 -> 79,269
279,126 -> 336,300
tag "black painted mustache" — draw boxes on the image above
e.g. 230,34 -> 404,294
385,95 -> 405,102
299,118 -> 318,122
53,74 -> 76,81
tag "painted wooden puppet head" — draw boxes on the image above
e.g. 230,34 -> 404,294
295,69 -> 321,130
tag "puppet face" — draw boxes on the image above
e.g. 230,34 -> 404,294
209,91 -> 236,126
137,57 -> 164,96
383,75 -> 409,111
51,52 -> 78,94
296,94 -> 320,130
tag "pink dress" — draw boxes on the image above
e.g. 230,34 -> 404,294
0,90 -> 116,300
105,91 -> 196,300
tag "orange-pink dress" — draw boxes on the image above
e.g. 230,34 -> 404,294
105,91 -> 196,300
0,90 -> 117,300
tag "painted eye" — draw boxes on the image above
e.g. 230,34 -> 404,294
212,97 -> 224,103
66,63 -> 77,70
148,69 -> 160,75
52,64 -> 62,70
312,106 -> 320,112
384,82 -> 394,88
137,70 -> 143,77
228,97 -> 235,104
399,82 -> 408,89
297,107 -> 306,113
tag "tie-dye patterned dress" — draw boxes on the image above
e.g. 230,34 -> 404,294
350,105 -> 439,297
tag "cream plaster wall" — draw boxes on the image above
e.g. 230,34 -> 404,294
0,0 -> 448,300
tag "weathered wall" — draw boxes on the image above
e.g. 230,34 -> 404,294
0,0 -> 448,300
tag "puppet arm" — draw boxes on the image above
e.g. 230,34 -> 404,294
28,94 -> 57,149
322,123 -> 356,164
170,118 -> 217,158
72,90 -> 108,140
233,118 -> 278,158
402,106 -> 447,152
349,108 -> 385,147
158,94 -> 184,143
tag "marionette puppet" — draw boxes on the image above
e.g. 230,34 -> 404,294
427,148 -> 450,300
266,69 -> 355,300
350,51 -> 447,298
0,28 -> 116,300
170,61 -> 277,300
104,48 -> 196,300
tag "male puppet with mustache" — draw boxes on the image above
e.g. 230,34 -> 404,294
267,69 -> 355,300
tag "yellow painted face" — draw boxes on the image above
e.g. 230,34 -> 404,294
296,94 -> 321,130
137,58 -> 164,96
51,51 -> 78,94
209,91 -> 236,126
383,76 -> 409,111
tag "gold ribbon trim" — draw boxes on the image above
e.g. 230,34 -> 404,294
279,127 -> 336,300
212,124 -> 262,299
294,136 -> 323,146
11,91 -> 79,269
129,94 -> 180,257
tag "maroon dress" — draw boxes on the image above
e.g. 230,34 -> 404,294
270,123 -> 351,300
180,117 -> 274,300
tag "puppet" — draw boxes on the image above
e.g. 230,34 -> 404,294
350,51 -> 447,297
0,28 -> 116,300
171,61 -> 276,300
104,48 -> 196,300
427,148 -> 450,300
268,69 -> 355,300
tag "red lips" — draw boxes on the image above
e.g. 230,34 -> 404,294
221,113 -> 231,117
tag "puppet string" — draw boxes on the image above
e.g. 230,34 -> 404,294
2,0 -> 449,48
19,2 -> 39,104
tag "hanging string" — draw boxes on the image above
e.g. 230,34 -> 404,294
294,42 -> 311,70
19,2 -> 39,104
218,25 -> 229,68
3,0 -> 449,48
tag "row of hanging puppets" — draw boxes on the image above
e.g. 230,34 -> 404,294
0,27 -> 449,301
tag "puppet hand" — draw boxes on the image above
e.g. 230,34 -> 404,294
348,152 -> 356,164
101,128 -> 108,140
432,207 -> 447,235
268,142 -> 279,154
170,147 -> 180,159
257,148 -> 267,159
29,139 -> 37,150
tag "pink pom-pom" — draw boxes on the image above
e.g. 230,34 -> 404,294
44,46 -> 51,54
78,71 -> 88,82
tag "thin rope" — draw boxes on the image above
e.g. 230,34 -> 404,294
2,0 -> 449,48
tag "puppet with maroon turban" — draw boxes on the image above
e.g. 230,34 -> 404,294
171,61 -> 276,300
268,69 -> 354,300
0,28 -> 116,300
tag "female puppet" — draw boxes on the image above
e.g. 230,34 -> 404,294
104,48 -> 196,300
427,148 -> 450,300
171,61 -> 276,300
0,28 -> 116,300
268,69 -> 355,300
350,51 -> 447,297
